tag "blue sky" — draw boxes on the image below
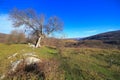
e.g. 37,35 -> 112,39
0,0 -> 120,38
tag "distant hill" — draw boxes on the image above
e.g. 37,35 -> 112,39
64,30 -> 120,49
82,30 -> 120,45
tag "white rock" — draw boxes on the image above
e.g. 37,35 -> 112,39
10,57 -> 42,72
0,74 -> 5,80
8,53 -> 18,59
11,59 -> 23,71
23,53 -> 37,57
25,57 -> 42,65
28,43 -> 35,48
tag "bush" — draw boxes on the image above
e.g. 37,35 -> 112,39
7,30 -> 26,44
4,58 -> 64,80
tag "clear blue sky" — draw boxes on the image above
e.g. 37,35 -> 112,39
0,0 -> 120,38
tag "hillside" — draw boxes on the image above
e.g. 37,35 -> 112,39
0,31 -> 120,79
0,44 -> 120,80
64,30 -> 120,49
82,30 -> 120,45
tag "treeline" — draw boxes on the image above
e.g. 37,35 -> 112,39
7,30 -> 26,44
0,30 -> 26,44
0,30 -> 62,47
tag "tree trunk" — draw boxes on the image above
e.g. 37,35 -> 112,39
35,37 -> 42,48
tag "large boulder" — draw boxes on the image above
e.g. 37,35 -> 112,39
24,56 -> 42,65
10,57 -> 42,72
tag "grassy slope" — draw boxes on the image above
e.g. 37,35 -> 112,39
0,43 -> 57,59
65,48 -> 120,80
0,44 -> 120,80
60,48 -> 120,80
0,43 -> 57,77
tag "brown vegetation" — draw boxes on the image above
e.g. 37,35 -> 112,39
5,58 -> 64,80
7,30 -> 26,44
0,33 -> 8,43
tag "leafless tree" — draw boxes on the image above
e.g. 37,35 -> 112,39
9,8 -> 63,48
7,30 -> 26,44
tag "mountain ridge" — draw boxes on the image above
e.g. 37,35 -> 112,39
81,30 -> 120,45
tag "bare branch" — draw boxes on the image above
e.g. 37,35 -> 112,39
9,8 -> 63,47
45,16 -> 63,35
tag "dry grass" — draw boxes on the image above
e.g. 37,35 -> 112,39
0,43 -> 120,80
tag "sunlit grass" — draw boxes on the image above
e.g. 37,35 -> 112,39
0,43 -> 58,79
0,43 -> 120,80
60,47 -> 120,80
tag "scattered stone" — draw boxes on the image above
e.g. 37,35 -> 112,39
1,53 -> 42,80
0,74 -> 5,80
28,43 -> 35,48
8,53 -> 18,59
23,53 -> 37,57
11,59 -> 23,72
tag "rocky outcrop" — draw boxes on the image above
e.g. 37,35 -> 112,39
1,53 -> 43,80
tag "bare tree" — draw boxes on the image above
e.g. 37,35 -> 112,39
9,8 -> 63,48
7,30 -> 26,44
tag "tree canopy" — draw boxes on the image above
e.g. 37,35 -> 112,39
9,8 -> 64,47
